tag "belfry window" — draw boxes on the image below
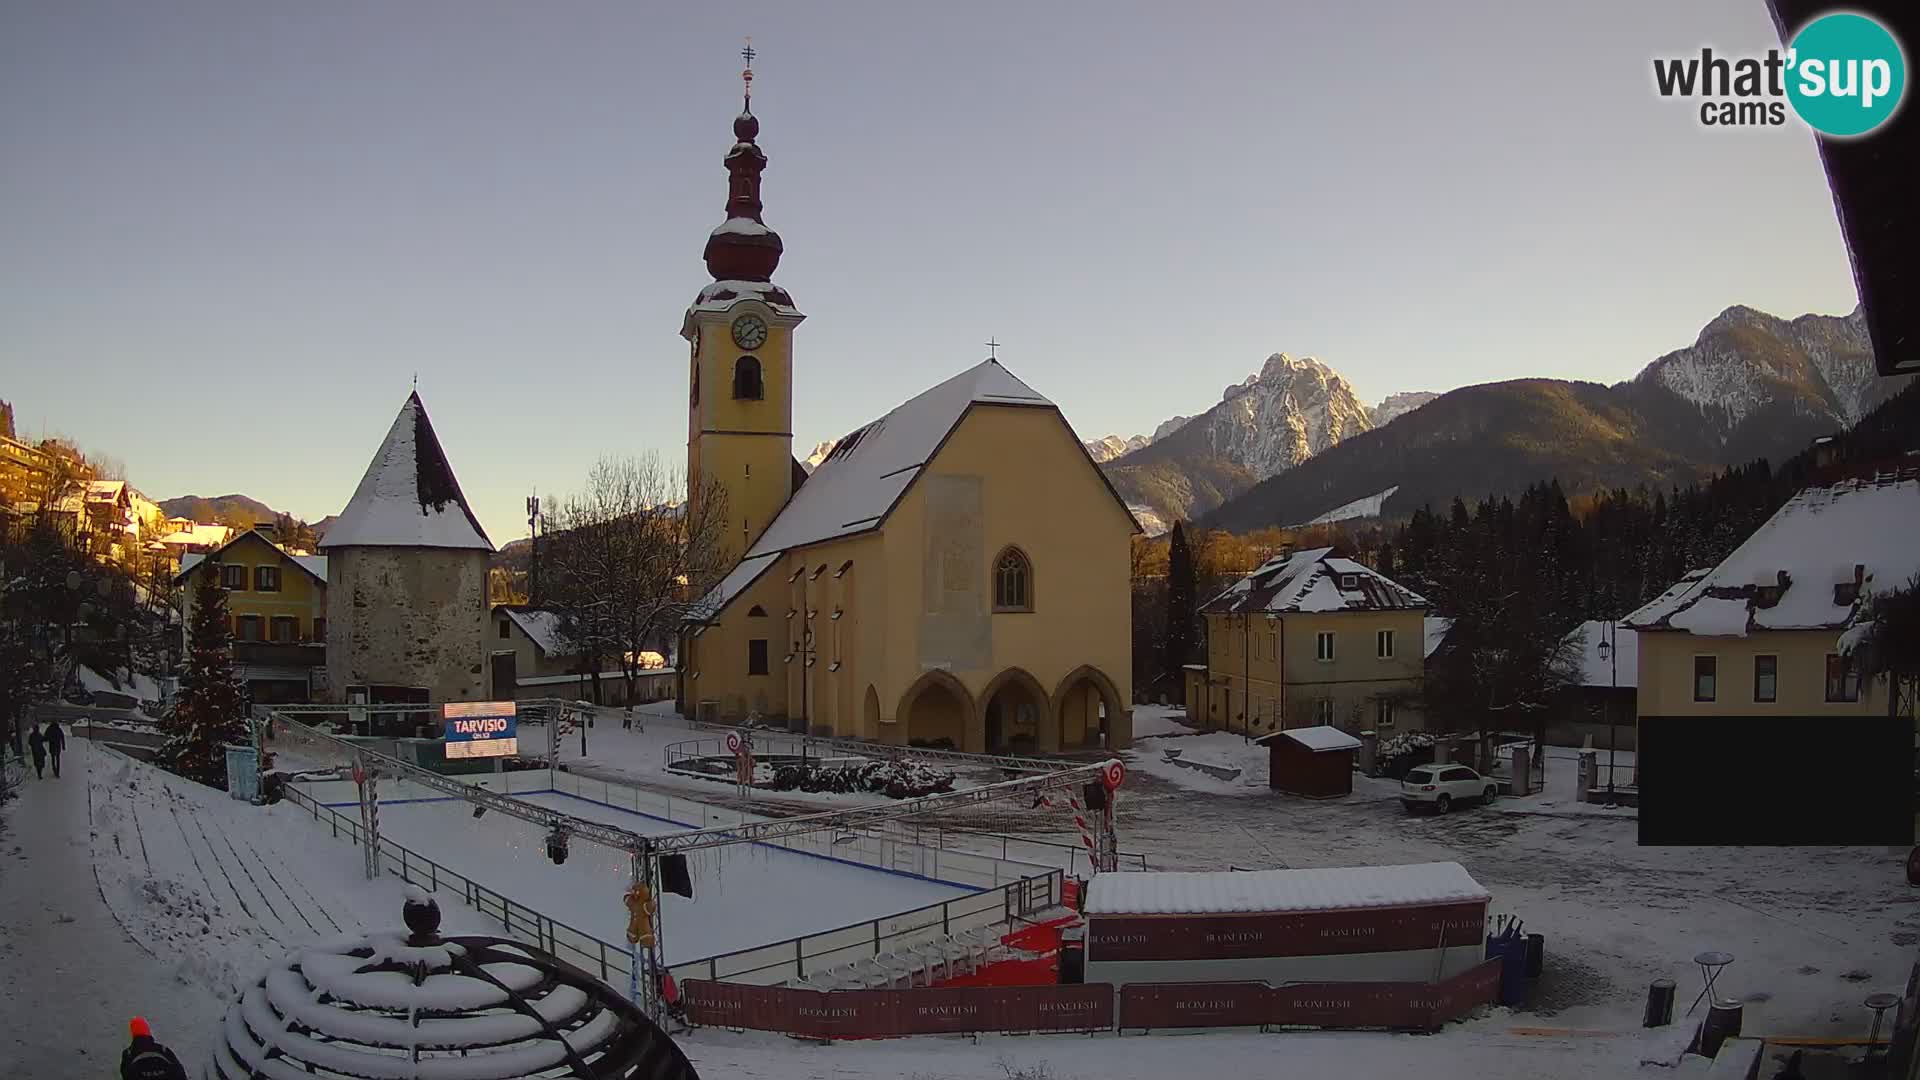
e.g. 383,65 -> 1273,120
733,356 -> 764,400
993,547 -> 1033,612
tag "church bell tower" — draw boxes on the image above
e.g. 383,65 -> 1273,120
683,42 -> 803,560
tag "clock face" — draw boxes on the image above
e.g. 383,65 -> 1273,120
731,314 -> 769,350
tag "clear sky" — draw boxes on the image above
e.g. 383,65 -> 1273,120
1,1 -> 1861,543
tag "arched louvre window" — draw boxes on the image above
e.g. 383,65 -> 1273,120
733,356 -> 764,400
993,547 -> 1032,612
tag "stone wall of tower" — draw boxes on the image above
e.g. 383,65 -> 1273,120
325,546 -> 489,703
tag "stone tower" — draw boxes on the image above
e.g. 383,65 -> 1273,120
681,53 -> 806,562
320,392 -> 495,704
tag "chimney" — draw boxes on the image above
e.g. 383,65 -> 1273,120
1811,434 -> 1840,470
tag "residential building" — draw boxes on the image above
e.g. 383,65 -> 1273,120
677,89 -> 1136,752
320,392 -> 494,707
487,604 -> 675,706
1550,619 -> 1639,751
1624,466 -> 1920,723
176,526 -> 329,703
1192,547 -> 1430,737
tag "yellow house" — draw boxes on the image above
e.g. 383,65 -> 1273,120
676,91 -> 1137,753
1194,547 -> 1431,737
1624,469 -> 1919,723
177,526 -> 329,702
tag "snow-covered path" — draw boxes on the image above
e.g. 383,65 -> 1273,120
0,740 -> 228,1078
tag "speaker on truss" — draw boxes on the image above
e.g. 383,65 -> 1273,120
660,853 -> 694,899
1082,782 -> 1107,812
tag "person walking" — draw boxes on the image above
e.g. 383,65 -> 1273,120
27,724 -> 46,779
44,718 -> 65,778
120,1017 -> 188,1080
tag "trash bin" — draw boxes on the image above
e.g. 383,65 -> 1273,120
1644,978 -> 1676,1028
1524,933 -> 1545,979
1699,999 -> 1744,1058
1059,926 -> 1086,985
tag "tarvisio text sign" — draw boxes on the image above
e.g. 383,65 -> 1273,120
443,701 -> 518,759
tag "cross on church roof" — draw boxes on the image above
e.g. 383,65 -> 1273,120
741,37 -> 755,106
985,338 -> 1001,360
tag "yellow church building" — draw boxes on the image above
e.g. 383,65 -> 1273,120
677,76 -> 1136,754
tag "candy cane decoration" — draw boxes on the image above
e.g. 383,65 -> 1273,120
1032,792 -> 1096,853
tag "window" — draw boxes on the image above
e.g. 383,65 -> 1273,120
254,565 -> 281,592
1753,655 -> 1778,703
499,619 -> 511,639
314,617 -> 327,642
1374,698 -> 1396,728
747,638 -> 769,676
270,616 -> 297,644
732,356 -> 764,400
1315,698 -> 1335,725
1825,654 -> 1860,703
236,615 -> 263,642
747,605 -> 768,617
1339,574 -> 1358,590
993,547 -> 1032,612
1376,629 -> 1395,659
1315,631 -> 1336,662
1693,655 -> 1717,702
221,563 -> 246,590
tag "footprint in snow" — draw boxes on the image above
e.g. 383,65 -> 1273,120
1841,970 -> 1873,982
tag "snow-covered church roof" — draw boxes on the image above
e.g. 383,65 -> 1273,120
319,392 -> 494,552
1624,470 -> 1920,636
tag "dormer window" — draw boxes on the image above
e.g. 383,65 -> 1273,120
1339,574 -> 1359,590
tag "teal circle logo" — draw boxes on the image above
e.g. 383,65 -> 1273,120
1786,12 -> 1906,137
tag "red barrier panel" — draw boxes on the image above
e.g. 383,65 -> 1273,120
1269,979 -> 1431,1031
682,980 -> 1113,1038
1090,901 -> 1486,962
1119,982 -> 1274,1030
1422,958 -> 1503,1025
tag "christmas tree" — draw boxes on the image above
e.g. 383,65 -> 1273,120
161,559 -> 250,787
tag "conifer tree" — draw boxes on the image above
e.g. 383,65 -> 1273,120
1163,521 -> 1197,693
162,559 -> 250,787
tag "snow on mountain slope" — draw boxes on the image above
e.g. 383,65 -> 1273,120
799,440 -> 837,473
1638,304 -> 1886,430
1085,434 -> 1153,463
1201,353 -> 1374,481
1303,485 -> 1400,525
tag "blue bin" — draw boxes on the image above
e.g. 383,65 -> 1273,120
1484,931 -> 1530,1006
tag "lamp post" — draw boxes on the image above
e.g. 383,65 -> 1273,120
1597,620 -> 1619,806
525,494 -> 541,604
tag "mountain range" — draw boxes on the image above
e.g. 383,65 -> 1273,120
1140,304 -> 1905,534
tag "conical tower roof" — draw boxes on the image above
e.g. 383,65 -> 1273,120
319,391 -> 494,551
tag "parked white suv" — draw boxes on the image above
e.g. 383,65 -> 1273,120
1400,764 -> 1497,814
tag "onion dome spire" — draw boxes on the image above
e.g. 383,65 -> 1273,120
703,39 -> 784,283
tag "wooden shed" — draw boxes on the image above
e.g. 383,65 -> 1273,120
1260,725 -> 1362,798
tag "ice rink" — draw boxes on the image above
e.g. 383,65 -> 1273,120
358,790 -> 978,965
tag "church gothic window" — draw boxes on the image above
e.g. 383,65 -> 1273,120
993,547 -> 1033,612
733,356 -> 764,400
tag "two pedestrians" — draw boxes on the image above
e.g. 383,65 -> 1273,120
23,719 -> 66,779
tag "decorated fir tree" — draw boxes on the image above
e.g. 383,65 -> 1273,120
162,559 -> 250,786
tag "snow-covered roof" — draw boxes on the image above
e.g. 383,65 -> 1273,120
501,608 -> 570,656
178,535 -> 327,585
84,479 -> 127,501
319,392 -> 494,552
741,360 -> 1053,560
1260,724 -> 1363,753
1565,620 -> 1638,688
158,522 -> 232,547
1202,547 -> 1428,615
690,279 -> 800,316
1423,616 -> 1452,658
693,551 -> 780,619
1085,862 -> 1489,916
710,216 -> 773,238
1624,472 -> 1920,636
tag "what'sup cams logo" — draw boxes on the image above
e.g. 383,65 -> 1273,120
1654,11 -> 1907,136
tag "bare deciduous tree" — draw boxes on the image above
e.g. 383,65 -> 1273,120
541,455 -> 731,725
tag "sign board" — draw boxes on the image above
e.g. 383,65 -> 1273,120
443,701 -> 519,759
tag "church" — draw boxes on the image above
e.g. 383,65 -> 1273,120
677,66 -> 1137,753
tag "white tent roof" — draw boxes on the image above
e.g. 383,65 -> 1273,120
1085,862 -> 1489,916
319,393 -> 493,552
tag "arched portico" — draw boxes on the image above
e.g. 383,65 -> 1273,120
897,669 -> 976,751
1052,665 -> 1128,750
979,667 -> 1051,754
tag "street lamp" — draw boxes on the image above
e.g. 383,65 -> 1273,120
1596,621 -> 1620,806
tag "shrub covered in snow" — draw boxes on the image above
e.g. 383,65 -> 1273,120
1372,731 -> 1438,779
768,758 -> 957,798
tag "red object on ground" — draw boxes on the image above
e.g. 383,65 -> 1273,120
929,916 -> 1079,989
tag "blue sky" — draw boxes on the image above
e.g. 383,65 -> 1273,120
1,1 -> 1861,542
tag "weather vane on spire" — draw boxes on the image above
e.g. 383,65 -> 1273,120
741,37 -> 756,110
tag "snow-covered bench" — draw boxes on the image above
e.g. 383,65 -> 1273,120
1164,751 -> 1242,781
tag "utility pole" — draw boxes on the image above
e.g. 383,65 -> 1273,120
525,494 -> 541,605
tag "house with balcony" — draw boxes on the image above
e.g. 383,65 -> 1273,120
177,525 -> 328,703
1189,547 -> 1432,737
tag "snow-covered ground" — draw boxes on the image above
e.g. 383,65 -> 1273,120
364,790 -> 975,965
6,714 -> 1915,1079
